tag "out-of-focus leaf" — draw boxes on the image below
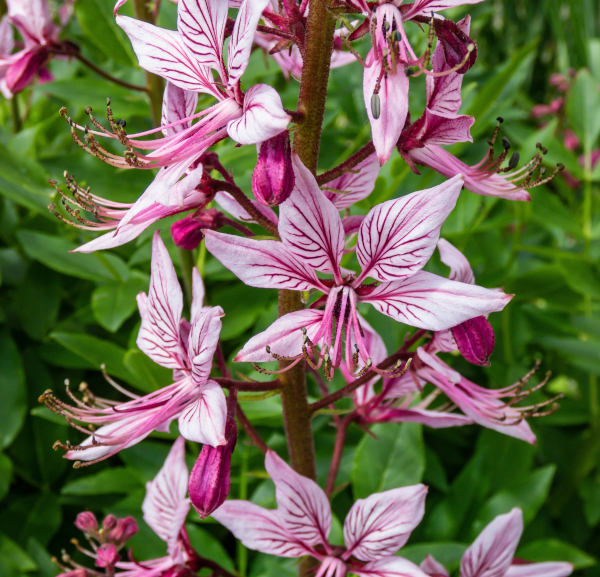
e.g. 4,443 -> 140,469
123,349 -> 173,392
92,272 -> 148,332
0,533 -> 37,576
539,336 -> 600,376
567,69 -> 600,154
579,475 -> 600,526
470,465 -> 556,537
558,260 -> 600,298
50,331 -> 133,383
25,538 -> 56,577
0,493 -> 61,547
0,455 -> 12,502
0,144 -> 54,217
62,467 -> 142,495
187,525 -> 235,572
17,230 -> 128,282
0,329 -> 27,449
16,264 -> 62,340
518,538 -> 596,569
401,542 -> 466,573
352,423 -> 424,499
218,285 -> 274,340
75,0 -> 136,66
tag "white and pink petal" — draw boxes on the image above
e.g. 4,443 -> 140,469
177,380 -> 227,446
343,485 -> 427,561
356,175 -> 463,283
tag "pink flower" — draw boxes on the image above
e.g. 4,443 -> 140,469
213,450 -> 429,577
205,157 -> 511,376
74,0 -> 291,173
0,0 -> 66,97
421,509 -> 572,577
42,232 -> 226,464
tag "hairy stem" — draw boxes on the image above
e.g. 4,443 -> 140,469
133,0 -> 164,124
293,0 -> 337,173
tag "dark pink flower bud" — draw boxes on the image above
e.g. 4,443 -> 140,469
451,316 -> 495,366
171,209 -> 225,250
95,543 -> 120,568
189,420 -> 237,518
252,131 -> 294,206
5,47 -> 49,95
108,516 -> 138,545
58,570 -> 88,577
433,18 -> 477,74
75,511 -> 98,534
102,514 -> 117,531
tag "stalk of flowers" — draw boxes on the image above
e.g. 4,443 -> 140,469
204,155 -> 511,379
40,232 -> 228,465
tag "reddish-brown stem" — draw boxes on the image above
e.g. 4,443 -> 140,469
213,180 -> 279,236
316,141 -> 376,185
215,377 -> 281,392
72,52 -> 148,92
222,216 -> 255,236
215,343 -> 230,377
236,401 -> 269,453
309,350 -> 414,414
325,414 -> 354,496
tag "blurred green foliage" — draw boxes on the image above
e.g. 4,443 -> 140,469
0,0 -> 598,576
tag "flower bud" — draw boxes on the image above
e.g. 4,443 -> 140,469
102,514 -> 117,531
95,543 -> 120,568
74,511 -> 98,534
171,209 -> 225,250
252,131 -> 294,206
451,316 -> 495,366
108,516 -> 138,545
189,420 -> 237,518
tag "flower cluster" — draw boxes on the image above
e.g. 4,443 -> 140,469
17,0 -> 574,575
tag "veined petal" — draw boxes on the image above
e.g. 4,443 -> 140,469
378,407 -> 473,428
323,153 -> 380,210
505,563 -> 573,577
190,267 -> 206,316
461,509 -> 523,577
235,309 -> 325,363
227,84 -> 290,145
188,305 -> 224,384
178,380 -> 227,446
212,501 -> 310,557
142,437 -> 190,554
421,555 -> 449,577
177,0 -> 227,72
162,82 -> 199,137
364,50 -> 409,165
437,238 -> 474,284
343,485 -> 427,561
360,271 -> 512,331
420,110 -> 474,146
356,175 -> 463,283
355,557 -> 430,577
266,451 -> 332,548
401,0 -> 485,21
227,0 -> 269,85
204,230 -> 322,292
279,156 -> 345,278
136,232 -> 185,369
116,15 -> 220,96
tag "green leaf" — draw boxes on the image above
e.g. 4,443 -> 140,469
50,331 -> 134,384
123,349 -> 173,392
539,336 -> 600,376
518,539 -> 596,569
0,329 -> 27,449
92,273 -> 148,332
186,525 -> 235,572
0,533 -> 37,576
0,455 -> 13,501
558,260 -> 600,299
17,230 -> 128,282
25,539 -> 57,577
471,465 -> 556,538
16,264 -> 62,340
402,542 -> 466,573
567,69 -> 600,154
352,423 -> 424,498
579,475 -> 600,526
75,0 -> 136,66
62,467 -> 142,495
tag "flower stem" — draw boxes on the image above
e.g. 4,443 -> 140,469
133,0 -> 164,125
316,141 -> 375,185
325,414 -> 353,496
73,52 -> 148,93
